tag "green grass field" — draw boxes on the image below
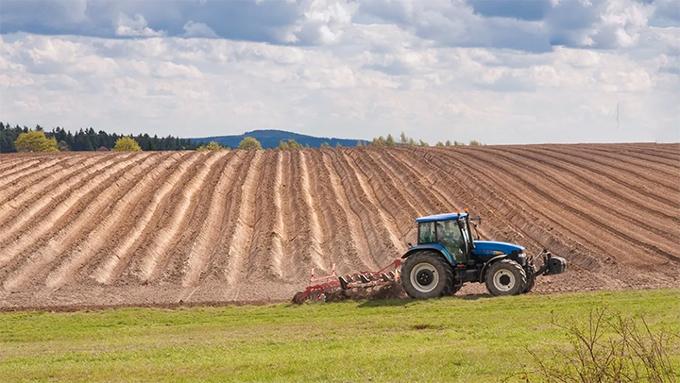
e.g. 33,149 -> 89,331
1,289 -> 679,382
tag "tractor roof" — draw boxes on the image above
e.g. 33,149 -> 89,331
416,212 -> 468,223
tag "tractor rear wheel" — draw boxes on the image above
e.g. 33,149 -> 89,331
401,252 -> 454,299
485,259 -> 527,296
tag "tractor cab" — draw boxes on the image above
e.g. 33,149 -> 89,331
415,212 -> 474,265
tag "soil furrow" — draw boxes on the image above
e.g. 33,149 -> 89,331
458,148 -> 679,264
319,150 -> 372,272
351,149 -> 423,240
223,151 -> 263,292
330,151 -> 403,267
0,153 -> 138,270
0,159 -> 42,186
0,156 -> 86,202
205,151 -> 257,283
0,157 -> 39,174
547,145 -> 679,206
2,153 -> 159,291
299,150 -> 329,272
515,146 -> 679,222
306,150 -> 363,274
0,154 -> 112,227
158,152 -> 234,286
136,152 -> 225,282
93,153 -> 201,284
182,152 -> 243,287
44,153 -> 183,290
239,151 -> 284,282
489,147 -> 679,244
567,146 -> 680,186
0,157 -> 68,192
342,151 -> 405,256
590,145 -> 680,168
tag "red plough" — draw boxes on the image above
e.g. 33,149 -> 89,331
292,259 -> 402,304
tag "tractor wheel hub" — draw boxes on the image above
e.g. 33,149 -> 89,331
410,263 -> 440,293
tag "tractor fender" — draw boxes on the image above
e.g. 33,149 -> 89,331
478,254 -> 509,282
401,243 -> 456,266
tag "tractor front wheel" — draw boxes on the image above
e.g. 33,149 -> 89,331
485,259 -> 527,296
401,252 -> 454,299
522,265 -> 536,294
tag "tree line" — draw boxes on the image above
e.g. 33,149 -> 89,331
0,122 -> 195,153
369,132 -> 482,147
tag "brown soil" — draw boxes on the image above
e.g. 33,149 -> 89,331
0,143 -> 678,309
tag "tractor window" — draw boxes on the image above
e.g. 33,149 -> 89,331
418,222 -> 435,243
436,220 -> 465,261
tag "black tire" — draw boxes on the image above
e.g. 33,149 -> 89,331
484,259 -> 527,296
522,265 -> 536,294
401,251 -> 454,299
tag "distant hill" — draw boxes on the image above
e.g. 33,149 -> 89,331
191,129 -> 368,149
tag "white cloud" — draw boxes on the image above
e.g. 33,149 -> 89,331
182,21 -> 218,38
115,13 -> 164,38
1,30 -> 677,143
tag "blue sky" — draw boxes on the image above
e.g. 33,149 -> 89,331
1,0 -> 678,143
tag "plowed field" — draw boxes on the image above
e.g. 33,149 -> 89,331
0,143 -> 678,308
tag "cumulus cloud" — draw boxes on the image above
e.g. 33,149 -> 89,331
0,0 -> 678,143
115,13 -> 164,38
182,21 -> 218,38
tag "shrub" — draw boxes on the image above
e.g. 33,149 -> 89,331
385,134 -> 395,146
15,131 -> 59,152
469,140 -> 482,146
278,139 -> 302,150
238,136 -> 262,150
372,136 -> 386,146
527,309 -> 678,383
197,141 -> 223,151
400,132 -> 408,144
445,140 -> 452,146
113,136 -> 142,152
419,139 -> 429,147
320,142 -> 330,148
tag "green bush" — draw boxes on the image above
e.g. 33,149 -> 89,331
197,141 -> 223,151
15,131 -> 59,152
278,139 -> 302,150
238,137 -> 262,150
113,137 -> 142,152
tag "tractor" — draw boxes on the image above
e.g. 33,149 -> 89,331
292,212 -> 567,303
401,212 -> 567,298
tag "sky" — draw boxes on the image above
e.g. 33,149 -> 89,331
0,0 -> 678,144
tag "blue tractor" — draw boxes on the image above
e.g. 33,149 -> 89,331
400,212 -> 567,298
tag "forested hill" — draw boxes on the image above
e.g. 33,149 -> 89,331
192,129 -> 367,149
0,122 -> 195,152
